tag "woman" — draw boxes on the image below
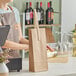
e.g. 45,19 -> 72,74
0,0 -> 29,76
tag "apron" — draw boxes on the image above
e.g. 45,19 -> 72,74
0,6 -> 20,58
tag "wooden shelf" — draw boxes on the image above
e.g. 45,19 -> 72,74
25,24 -> 60,28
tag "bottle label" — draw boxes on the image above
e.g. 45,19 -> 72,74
37,12 -> 41,21
40,11 -> 44,20
48,12 -> 51,21
51,12 -> 54,20
30,12 -> 33,19
48,12 -> 51,18
26,13 -> 30,20
27,21 -> 30,24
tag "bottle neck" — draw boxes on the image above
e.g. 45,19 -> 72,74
50,1 -> 52,8
75,24 -> 76,30
47,2 -> 50,8
26,3 -> 28,9
40,6 -> 42,8
40,2 -> 42,8
36,2 -> 39,9
50,5 -> 51,8
29,2 -> 32,8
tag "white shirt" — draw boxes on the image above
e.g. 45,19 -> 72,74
0,6 -> 20,24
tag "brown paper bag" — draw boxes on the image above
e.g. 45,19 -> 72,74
45,28 -> 55,43
29,9 -> 48,72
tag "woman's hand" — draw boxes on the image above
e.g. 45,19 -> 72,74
19,37 -> 29,44
2,40 -> 29,51
23,44 -> 29,51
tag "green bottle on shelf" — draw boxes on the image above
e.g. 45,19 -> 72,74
72,24 -> 76,57
72,24 -> 76,33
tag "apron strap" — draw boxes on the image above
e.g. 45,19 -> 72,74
0,6 -> 14,26
8,5 -> 13,12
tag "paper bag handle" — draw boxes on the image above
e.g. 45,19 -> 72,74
34,9 -> 40,41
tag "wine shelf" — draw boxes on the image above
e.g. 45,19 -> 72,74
20,0 -> 61,59
25,24 -> 60,28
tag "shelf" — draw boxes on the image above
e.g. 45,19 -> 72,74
54,12 -> 61,13
25,24 -> 60,28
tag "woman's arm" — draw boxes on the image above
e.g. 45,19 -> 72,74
14,7 -> 29,44
15,23 -> 29,44
19,37 -> 29,44
2,40 -> 29,50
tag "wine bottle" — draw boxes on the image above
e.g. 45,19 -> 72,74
75,24 -> 76,31
46,2 -> 54,24
49,1 -> 54,24
72,24 -> 76,32
36,2 -> 41,24
72,24 -> 76,57
39,2 -> 44,24
46,2 -> 51,24
29,2 -> 34,24
25,2 -> 30,25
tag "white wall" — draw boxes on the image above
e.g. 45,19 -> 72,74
61,0 -> 76,34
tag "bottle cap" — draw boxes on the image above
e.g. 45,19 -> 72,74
30,2 -> 32,7
26,2 -> 28,5
40,2 -> 42,7
50,1 -> 52,6
48,2 -> 50,8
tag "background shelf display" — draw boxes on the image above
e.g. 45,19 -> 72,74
12,0 -> 61,24
9,0 -> 61,58
25,24 -> 60,28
